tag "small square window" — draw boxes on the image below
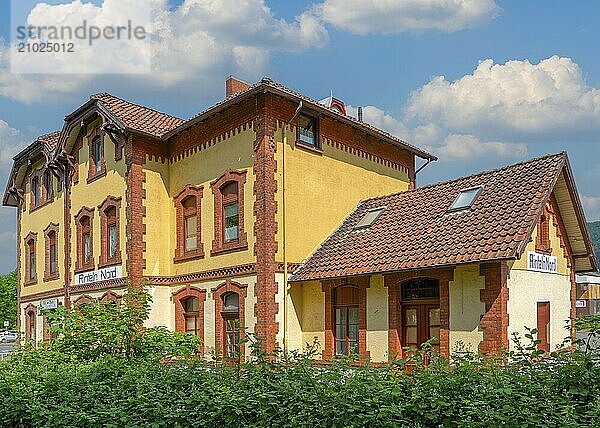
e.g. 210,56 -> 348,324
447,186 -> 483,213
354,207 -> 385,230
298,114 -> 318,147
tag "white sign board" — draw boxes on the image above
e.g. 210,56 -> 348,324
527,251 -> 558,274
74,265 -> 123,286
3,321 -> 8,328
576,300 -> 587,308
40,298 -> 58,310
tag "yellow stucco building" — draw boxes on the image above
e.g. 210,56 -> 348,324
4,77 -> 597,361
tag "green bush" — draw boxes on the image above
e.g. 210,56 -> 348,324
2,291 -> 600,427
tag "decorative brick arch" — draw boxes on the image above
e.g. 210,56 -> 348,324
73,294 -> 94,307
98,196 -> 122,268
210,170 -> 248,255
75,206 -> 95,272
24,231 -> 38,286
212,280 -> 248,357
172,285 -> 207,354
322,276 -> 370,361
173,185 -> 204,263
24,303 -> 37,342
100,291 -> 121,305
385,268 -> 453,360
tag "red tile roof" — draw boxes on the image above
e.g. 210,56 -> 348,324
91,93 -> 185,137
37,131 -> 61,150
291,153 -> 569,282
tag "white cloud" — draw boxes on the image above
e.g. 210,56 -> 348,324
0,0 -> 329,103
0,120 -> 27,165
434,134 -> 527,160
582,196 -> 600,222
314,0 -> 500,35
405,56 -> 600,141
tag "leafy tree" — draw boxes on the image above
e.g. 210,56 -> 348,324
588,221 -> 600,261
0,271 -> 17,329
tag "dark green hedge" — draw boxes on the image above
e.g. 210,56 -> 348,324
1,348 -> 599,428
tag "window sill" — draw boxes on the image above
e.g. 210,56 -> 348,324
87,169 -> 107,184
43,273 -> 60,282
211,240 -> 248,256
295,141 -> 323,154
24,278 -> 38,287
174,249 -> 205,264
98,258 -> 122,269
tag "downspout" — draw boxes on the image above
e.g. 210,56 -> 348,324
282,100 -> 302,357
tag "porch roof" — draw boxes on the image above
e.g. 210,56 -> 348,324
290,152 -> 598,282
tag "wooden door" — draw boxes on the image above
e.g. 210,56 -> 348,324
537,302 -> 550,353
403,304 -> 440,355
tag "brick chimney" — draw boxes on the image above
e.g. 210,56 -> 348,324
226,76 -> 251,98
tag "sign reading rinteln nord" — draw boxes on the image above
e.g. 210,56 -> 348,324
74,265 -> 123,286
527,251 -> 558,274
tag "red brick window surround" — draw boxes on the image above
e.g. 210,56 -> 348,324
173,286 -> 207,353
322,278 -> 369,360
24,232 -> 38,286
100,291 -> 121,305
87,127 -> 106,183
98,196 -> 122,268
211,170 -> 248,255
25,304 -> 37,342
31,175 -> 40,209
536,204 -> 552,254
212,280 -> 247,359
75,207 -> 95,273
43,169 -> 54,201
43,223 -> 60,281
30,168 -> 55,212
174,185 -> 204,263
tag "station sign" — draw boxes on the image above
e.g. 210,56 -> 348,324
74,265 -> 123,286
527,251 -> 558,274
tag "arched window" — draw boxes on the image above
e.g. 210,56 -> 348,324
43,170 -> 54,201
25,305 -> 37,342
334,285 -> 359,355
76,207 -> 94,271
174,186 -> 204,262
31,176 -> 40,208
222,292 -> 240,358
92,137 -> 103,173
221,182 -> 239,243
27,237 -> 36,283
183,297 -> 200,336
44,223 -> 60,281
211,170 -> 247,255
87,127 -> 106,182
99,197 -> 121,267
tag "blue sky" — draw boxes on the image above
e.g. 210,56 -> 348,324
0,0 -> 599,274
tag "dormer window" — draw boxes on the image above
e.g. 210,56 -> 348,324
297,113 -> 319,148
447,186 -> 483,213
354,207 -> 385,230
93,137 -> 103,173
87,128 -> 107,182
43,170 -> 54,201
31,176 -> 40,208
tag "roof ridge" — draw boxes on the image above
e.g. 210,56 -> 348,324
364,152 -> 567,204
91,92 -> 183,121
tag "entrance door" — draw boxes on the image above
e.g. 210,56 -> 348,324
537,302 -> 550,353
403,304 -> 440,355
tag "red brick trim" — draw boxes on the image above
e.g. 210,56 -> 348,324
100,290 -> 121,305
536,203 -> 552,254
172,285 -> 207,354
87,127 -> 107,183
70,278 -> 127,294
16,203 -> 22,328
148,263 -> 256,285
174,185 -> 205,263
210,170 -> 248,255
479,261 -> 509,356
43,223 -> 60,281
384,268 -> 453,359
322,277 -> 370,360
24,231 -> 38,286
212,280 -> 248,358
20,289 -> 65,303
29,167 -> 55,213
73,294 -> 93,306
252,98 -> 279,354
98,196 -> 122,268
74,206 -> 95,273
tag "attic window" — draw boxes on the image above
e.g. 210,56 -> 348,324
354,207 -> 385,230
447,186 -> 483,213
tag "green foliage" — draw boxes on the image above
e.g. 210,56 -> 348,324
0,270 -> 17,329
589,221 -> 600,261
43,285 -> 201,361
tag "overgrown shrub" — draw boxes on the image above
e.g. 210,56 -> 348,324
2,294 -> 600,427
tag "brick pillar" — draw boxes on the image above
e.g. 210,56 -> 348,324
479,262 -> 509,356
252,94 -> 279,353
385,274 -> 402,359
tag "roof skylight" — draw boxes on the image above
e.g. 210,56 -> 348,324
354,207 -> 385,230
447,186 -> 483,213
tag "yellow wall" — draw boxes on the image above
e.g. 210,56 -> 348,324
20,159 -> 64,297
143,128 -> 257,277
287,281 -> 325,354
449,264 -> 485,354
366,275 -> 389,362
69,121 -> 128,279
274,124 -> 411,263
